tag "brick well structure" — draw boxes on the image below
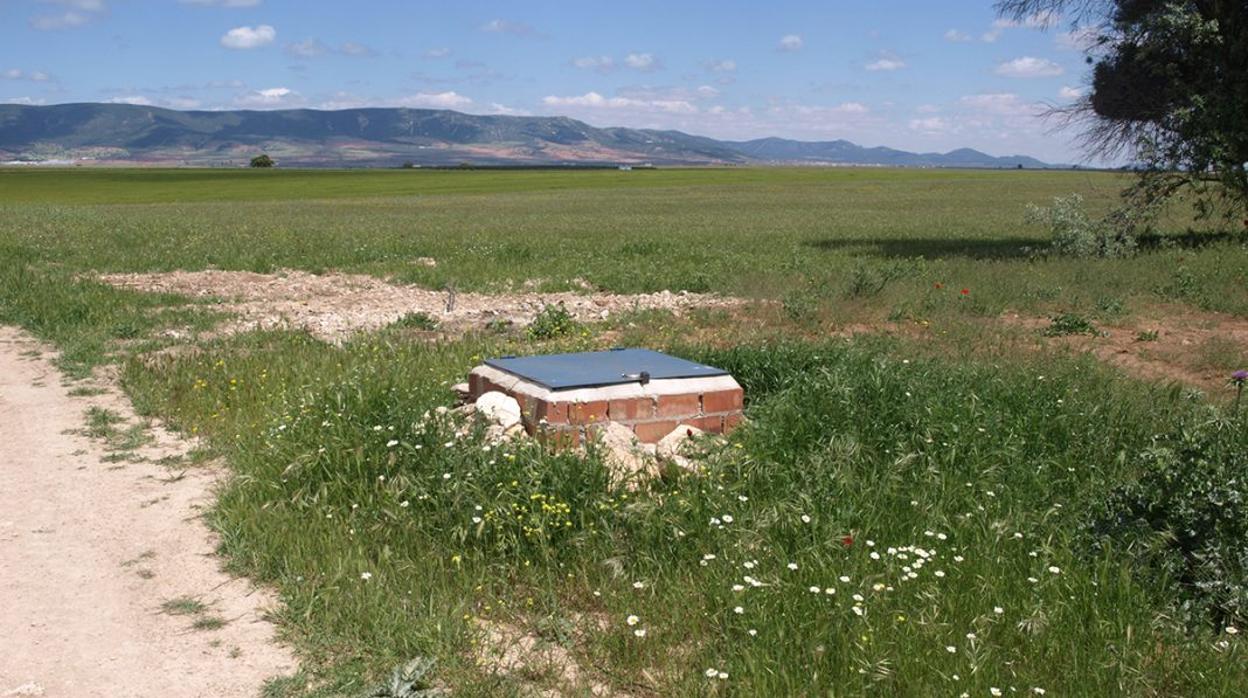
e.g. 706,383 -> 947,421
468,349 -> 744,446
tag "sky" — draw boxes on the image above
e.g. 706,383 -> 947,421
0,0 -> 1101,162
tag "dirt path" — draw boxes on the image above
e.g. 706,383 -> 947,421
0,327 -> 295,697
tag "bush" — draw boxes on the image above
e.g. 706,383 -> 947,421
249,154 -> 274,168
1026,193 -> 1136,258
526,302 -> 577,340
1043,312 -> 1099,337
1090,415 -> 1248,628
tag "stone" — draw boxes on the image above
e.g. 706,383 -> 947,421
451,382 -> 471,402
598,422 -> 658,483
475,391 -> 522,430
656,424 -> 705,469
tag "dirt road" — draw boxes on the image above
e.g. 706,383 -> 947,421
0,327 -> 295,697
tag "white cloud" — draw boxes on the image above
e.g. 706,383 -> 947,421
1056,26 -> 1099,51
3,97 -> 47,105
982,28 -> 1003,43
423,47 -> 451,59
480,19 -> 537,37
220,24 -> 276,50
959,92 -> 1035,116
865,52 -> 905,71
778,34 -> 803,52
180,0 -> 262,6
29,0 -> 107,30
1058,85 -> 1085,100
572,55 -> 615,73
285,38 -> 327,58
235,86 -> 298,107
2,69 -> 52,82
704,59 -> 736,73
542,91 -> 697,114
339,42 -> 374,57
103,95 -> 154,105
624,53 -> 659,71
486,103 -> 529,116
396,91 -> 473,109
909,117 -> 949,134
995,56 -> 1064,78
944,29 -> 972,42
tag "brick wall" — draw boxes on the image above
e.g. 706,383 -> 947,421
468,366 -> 744,445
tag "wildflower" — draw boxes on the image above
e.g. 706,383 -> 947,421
954,555 -> 965,563
839,575 -> 850,583
1048,566 -> 1061,575
800,514 -> 811,524
966,632 -> 977,640
809,586 -> 821,593
748,628 -> 757,636
633,581 -> 646,589
787,562 -> 799,571
743,561 -> 756,569
442,472 -> 451,480
824,587 -> 836,595
991,689 -> 1002,697
360,572 -> 372,581
633,629 -> 646,637
705,668 -> 717,678
994,606 -> 1004,615
399,501 -> 410,508
1032,689 -> 1046,695
732,584 -> 745,592
1027,577 -> 1039,583
934,570 -> 946,578
851,606 -> 864,617
852,593 -> 864,602
937,533 -> 948,541
626,615 -> 640,626
717,672 -> 728,680
386,439 -> 398,447
733,606 -> 744,614
945,645 -> 957,653
472,516 -> 482,524
870,552 -> 880,560
961,288 -> 970,296
1226,626 -> 1239,635
721,514 -> 734,524
738,495 -> 749,502
841,535 -> 854,547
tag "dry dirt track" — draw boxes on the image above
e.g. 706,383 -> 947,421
0,327 -> 295,697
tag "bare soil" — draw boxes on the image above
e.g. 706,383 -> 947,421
101,269 -> 746,342
0,327 -> 295,697
1005,305 -> 1248,392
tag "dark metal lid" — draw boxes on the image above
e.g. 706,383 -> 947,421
484,348 -> 728,390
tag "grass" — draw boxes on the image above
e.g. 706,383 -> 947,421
1,167 -> 1246,694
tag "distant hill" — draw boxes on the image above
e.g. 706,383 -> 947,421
0,103 -> 1057,168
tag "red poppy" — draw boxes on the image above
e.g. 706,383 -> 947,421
934,282 -> 943,290
960,288 -> 970,296
841,535 -> 854,547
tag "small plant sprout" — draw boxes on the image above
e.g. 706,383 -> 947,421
1232,370 -> 1247,413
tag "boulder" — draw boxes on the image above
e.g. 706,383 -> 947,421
475,391 -> 521,430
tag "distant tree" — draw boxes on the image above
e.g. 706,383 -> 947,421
250,154 -> 274,168
997,0 -> 1248,232
401,161 -> 416,169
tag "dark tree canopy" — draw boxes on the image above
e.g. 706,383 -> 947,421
997,0 -> 1248,227
249,153 -> 274,168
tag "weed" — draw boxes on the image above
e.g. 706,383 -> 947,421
1043,312 -> 1099,337
390,312 -> 439,331
84,406 -> 123,438
67,385 -> 107,397
192,616 -> 228,631
161,596 -> 208,616
1136,329 -> 1161,342
526,303 -> 577,340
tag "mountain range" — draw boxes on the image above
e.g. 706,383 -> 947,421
0,103 -> 1055,169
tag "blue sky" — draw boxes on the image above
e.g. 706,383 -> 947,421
0,0 -> 1098,161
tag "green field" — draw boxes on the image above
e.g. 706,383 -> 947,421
2,167 -> 1247,695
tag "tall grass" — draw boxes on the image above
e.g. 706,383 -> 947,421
124,332 -> 1247,695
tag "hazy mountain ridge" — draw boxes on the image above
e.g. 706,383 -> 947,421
0,103 -> 1056,168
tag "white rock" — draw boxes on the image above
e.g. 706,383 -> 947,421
657,424 -> 705,469
598,422 -> 658,483
475,391 -> 522,430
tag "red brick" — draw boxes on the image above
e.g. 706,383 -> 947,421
537,399 -> 569,425
723,413 -> 745,433
657,393 -> 701,418
702,388 -> 744,414
686,415 -> 724,433
468,373 -> 484,398
633,420 -> 679,443
569,400 -> 609,425
609,396 -> 656,421
540,426 -> 581,450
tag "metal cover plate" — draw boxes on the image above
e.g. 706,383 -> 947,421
484,348 -> 728,390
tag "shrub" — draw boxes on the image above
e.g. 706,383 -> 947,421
390,312 -> 439,331
526,302 -> 577,340
1026,193 -> 1136,258
1090,415 -> 1248,628
249,154 -> 274,168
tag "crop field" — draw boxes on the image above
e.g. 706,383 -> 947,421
2,167 -> 1247,696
